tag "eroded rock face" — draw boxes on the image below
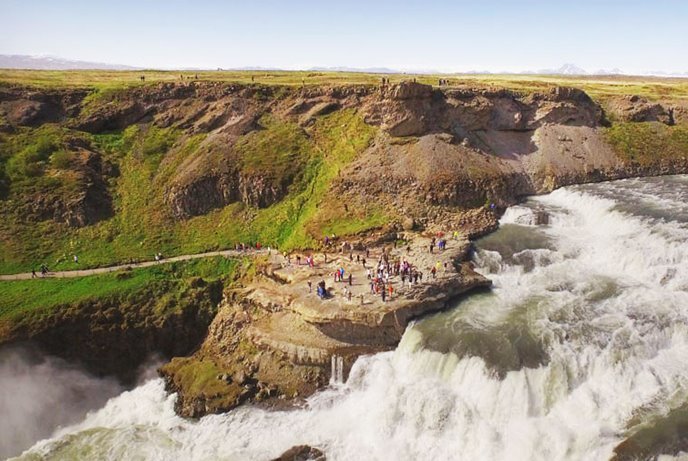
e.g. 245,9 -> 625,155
2,279 -> 223,383
0,87 -> 88,127
361,82 -> 607,143
607,95 -> 674,124
19,150 -> 115,227
165,170 -> 289,218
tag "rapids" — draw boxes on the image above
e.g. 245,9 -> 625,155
10,175 -> 688,461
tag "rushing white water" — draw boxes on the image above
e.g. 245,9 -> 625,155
13,175 -> 688,461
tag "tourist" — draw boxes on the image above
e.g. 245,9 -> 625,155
308,280 -> 312,293
73,255 -> 79,264
31,269 -> 37,279
348,274 -> 353,286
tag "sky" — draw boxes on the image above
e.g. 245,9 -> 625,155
2,0 -> 687,73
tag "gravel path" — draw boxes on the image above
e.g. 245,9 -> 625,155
0,249 -> 265,281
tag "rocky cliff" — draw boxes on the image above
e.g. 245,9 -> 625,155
160,232 -> 492,417
2,78 -> 687,419
2,80 -> 685,232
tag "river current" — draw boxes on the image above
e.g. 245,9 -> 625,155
9,175 -> 688,461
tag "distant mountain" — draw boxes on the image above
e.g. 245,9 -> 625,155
537,63 -> 588,75
594,68 -> 624,75
308,66 -> 403,74
0,54 -> 139,70
1,55 -> 685,78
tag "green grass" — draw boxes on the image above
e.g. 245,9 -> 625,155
2,69 -> 687,103
0,109 -> 382,273
237,114 -> 312,189
605,122 -> 688,165
0,256 -> 238,323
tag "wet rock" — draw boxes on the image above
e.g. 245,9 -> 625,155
272,445 -> 326,461
534,210 -> 550,225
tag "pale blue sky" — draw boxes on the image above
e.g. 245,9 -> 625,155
2,0 -> 686,73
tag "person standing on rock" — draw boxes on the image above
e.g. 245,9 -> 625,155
348,273 -> 353,286
307,280 -> 312,293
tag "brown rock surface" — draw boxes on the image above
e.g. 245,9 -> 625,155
161,229 -> 492,417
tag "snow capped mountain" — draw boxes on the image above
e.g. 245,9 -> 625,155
0,55 -> 138,70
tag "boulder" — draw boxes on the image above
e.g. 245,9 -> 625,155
272,445 -> 326,461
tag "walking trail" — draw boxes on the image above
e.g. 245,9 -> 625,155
0,249 -> 266,281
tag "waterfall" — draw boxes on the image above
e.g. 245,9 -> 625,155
330,355 -> 344,385
12,175 -> 688,461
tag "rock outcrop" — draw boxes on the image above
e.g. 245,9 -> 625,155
160,231 -> 492,417
0,87 -> 88,127
272,445 -> 326,461
607,95 -> 674,124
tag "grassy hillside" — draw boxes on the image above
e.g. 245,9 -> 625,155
605,122 -> 688,165
0,109 -> 380,274
1,71 -> 687,275
0,256 -> 239,333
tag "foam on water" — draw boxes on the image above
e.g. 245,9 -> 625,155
14,176 -> 688,461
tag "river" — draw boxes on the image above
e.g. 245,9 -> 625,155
8,175 -> 688,460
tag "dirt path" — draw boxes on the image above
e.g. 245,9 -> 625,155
0,249 -> 266,281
